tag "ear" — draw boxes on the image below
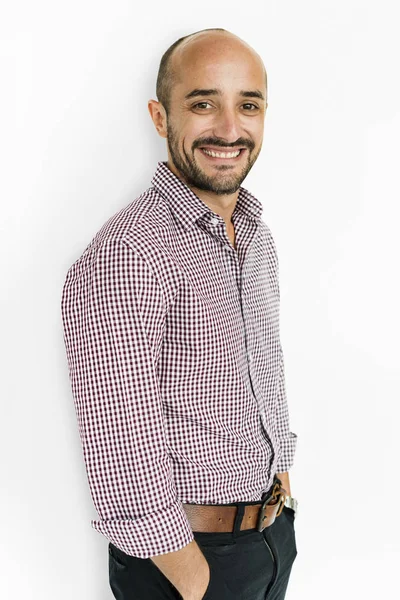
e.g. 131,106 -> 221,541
148,99 -> 168,138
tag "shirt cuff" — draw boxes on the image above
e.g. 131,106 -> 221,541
275,431 -> 298,472
91,498 -> 194,559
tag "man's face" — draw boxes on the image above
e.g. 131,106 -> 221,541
164,36 -> 267,195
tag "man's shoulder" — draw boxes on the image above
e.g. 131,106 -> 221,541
64,185 -> 183,292
91,186 -> 165,249
71,186 -> 170,264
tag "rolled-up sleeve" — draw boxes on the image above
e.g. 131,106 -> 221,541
275,342 -> 298,472
269,232 -> 298,473
61,240 -> 194,558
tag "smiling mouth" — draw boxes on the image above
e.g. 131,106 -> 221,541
198,147 -> 246,160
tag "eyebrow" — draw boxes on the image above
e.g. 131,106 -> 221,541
240,89 -> 265,100
184,88 -> 265,101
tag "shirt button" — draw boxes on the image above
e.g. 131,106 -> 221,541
210,217 -> 219,226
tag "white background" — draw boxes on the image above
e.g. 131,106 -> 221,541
1,1 -> 399,598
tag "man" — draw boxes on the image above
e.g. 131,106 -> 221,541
61,28 -> 298,600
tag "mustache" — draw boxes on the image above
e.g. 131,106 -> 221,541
193,137 -> 255,151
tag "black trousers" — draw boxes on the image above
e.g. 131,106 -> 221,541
108,503 -> 297,599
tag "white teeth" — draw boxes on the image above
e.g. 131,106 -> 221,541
201,148 -> 241,158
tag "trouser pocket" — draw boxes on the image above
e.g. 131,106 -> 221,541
108,542 -> 181,600
199,551 -> 232,599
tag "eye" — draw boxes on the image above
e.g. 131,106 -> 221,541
242,103 -> 258,111
193,102 -> 213,110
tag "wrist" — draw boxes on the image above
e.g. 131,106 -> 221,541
284,495 -> 298,516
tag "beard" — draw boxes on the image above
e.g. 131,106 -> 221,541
166,122 -> 261,195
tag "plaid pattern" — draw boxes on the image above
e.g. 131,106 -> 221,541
61,161 -> 297,558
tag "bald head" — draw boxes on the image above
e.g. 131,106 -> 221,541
156,29 -> 267,114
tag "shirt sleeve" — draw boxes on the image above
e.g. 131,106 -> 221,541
61,239 -> 194,558
269,230 -> 298,473
275,342 -> 298,472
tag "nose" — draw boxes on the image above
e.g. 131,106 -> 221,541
212,106 -> 242,144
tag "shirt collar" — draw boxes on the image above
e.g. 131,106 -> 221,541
151,161 -> 263,231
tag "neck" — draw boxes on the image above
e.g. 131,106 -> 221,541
166,160 -> 239,224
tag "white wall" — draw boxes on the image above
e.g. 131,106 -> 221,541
1,1 -> 399,598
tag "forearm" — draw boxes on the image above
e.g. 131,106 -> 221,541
150,539 -> 210,600
276,471 -> 291,496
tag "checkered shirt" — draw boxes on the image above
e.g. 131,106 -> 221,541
61,161 -> 297,558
